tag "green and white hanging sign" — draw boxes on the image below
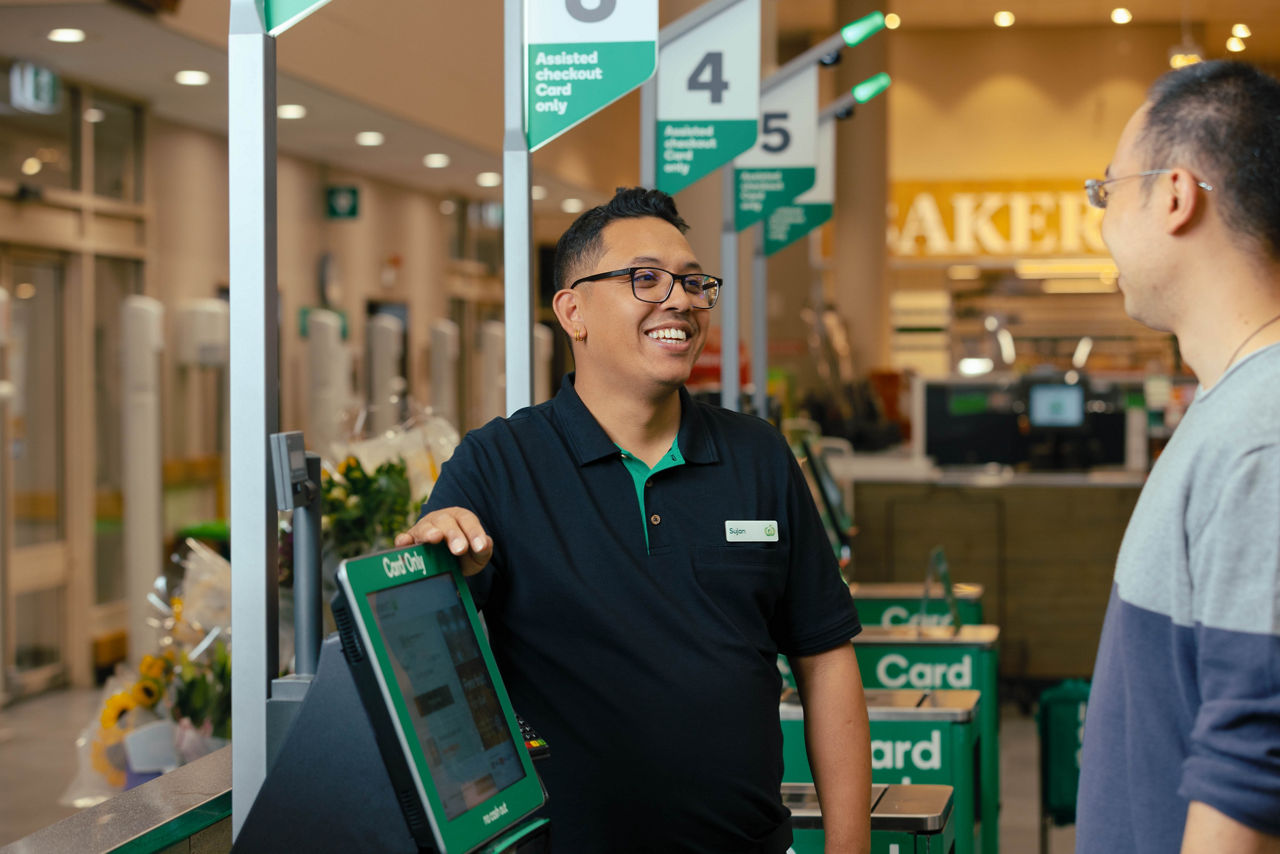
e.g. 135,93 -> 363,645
765,116 -> 834,255
526,0 -> 658,151
733,64 -> 817,231
654,0 -> 760,195
259,0 -> 332,36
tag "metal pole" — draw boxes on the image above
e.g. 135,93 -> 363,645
639,77 -> 655,187
720,165 -> 741,412
0,288 -> 10,706
751,225 -> 768,418
503,0 -> 533,416
228,0 -> 280,837
293,453 -> 323,676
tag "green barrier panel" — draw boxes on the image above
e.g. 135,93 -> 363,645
1038,679 -> 1090,829
782,689 -> 981,854
786,782 -> 955,854
854,625 -> 1000,854
850,582 -> 985,628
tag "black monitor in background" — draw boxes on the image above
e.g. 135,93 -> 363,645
1027,383 -> 1086,429
924,382 -> 1025,467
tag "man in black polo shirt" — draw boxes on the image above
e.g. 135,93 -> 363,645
396,188 -> 870,853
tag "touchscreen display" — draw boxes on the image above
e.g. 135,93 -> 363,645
368,575 -> 526,820
1028,384 -> 1085,428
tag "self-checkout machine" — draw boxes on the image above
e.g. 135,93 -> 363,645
852,550 -> 1001,854
232,431 -> 551,853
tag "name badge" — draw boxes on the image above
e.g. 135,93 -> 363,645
725,520 -> 779,542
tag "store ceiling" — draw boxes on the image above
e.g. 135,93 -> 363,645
777,0 -> 1280,63
0,1 -> 604,213
0,0 -> 1276,208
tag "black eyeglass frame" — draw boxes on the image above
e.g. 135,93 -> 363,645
569,266 -> 723,309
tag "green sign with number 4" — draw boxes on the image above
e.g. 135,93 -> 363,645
654,0 -> 760,194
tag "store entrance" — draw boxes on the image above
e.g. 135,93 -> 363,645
0,247 -> 70,702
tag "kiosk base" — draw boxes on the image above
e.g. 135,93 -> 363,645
233,635 -> 550,854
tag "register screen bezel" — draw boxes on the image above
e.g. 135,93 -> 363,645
336,544 -> 544,853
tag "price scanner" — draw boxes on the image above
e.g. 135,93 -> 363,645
233,543 -> 550,854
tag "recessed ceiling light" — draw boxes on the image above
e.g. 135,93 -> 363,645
1110,8 -> 1132,25
355,131 -> 385,146
531,185 -> 548,200
277,104 -> 307,120
174,70 -> 210,86
884,13 -> 901,30
1226,36 -> 1246,52
47,28 -> 85,43
561,198 -> 584,214
14,282 -> 36,300
423,153 -> 450,169
993,11 -> 1015,27
83,108 -> 105,123
21,157 -> 41,176
1232,23 -> 1251,39
476,171 -> 502,187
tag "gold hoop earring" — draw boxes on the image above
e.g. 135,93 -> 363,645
574,328 -> 585,342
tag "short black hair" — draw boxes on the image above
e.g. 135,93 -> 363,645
552,187 -> 689,291
1140,61 -> 1280,260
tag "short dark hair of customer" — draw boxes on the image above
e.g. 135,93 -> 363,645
1141,60 -> 1280,261
553,187 -> 690,291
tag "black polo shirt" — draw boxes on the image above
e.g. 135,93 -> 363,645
424,374 -> 860,853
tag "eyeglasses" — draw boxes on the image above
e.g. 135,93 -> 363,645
1084,169 -> 1214,209
570,266 -> 722,309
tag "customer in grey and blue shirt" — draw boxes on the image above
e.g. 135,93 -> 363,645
1077,61 -> 1280,853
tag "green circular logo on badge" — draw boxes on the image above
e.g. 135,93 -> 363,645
764,525 -> 776,537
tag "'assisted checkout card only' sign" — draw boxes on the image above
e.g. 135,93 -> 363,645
654,0 -> 760,195
525,0 -> 657,151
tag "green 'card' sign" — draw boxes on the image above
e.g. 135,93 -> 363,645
654,0 -> 760,195
526,0 -> 658,151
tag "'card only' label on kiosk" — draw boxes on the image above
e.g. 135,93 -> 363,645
725,520 -> 779,542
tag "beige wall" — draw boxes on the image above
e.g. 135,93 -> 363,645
148,117 -> 452,456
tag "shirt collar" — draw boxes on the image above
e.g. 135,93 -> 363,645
551,373 -> 719,466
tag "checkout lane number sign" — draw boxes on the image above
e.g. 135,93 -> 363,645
654,0 -> 760,195
733,64 -> 818,232
526,0 -> 658,152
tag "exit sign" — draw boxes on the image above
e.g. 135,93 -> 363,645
326,186 -> 359,219
9,63 -> 61,115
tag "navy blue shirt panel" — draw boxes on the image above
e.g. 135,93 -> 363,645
424,375 -> 860,853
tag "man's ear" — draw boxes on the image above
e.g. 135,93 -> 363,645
1165,168 -> 1203,235
551,288 -> 582,336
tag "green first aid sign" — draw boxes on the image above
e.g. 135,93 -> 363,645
764,118 -> 834,255
654,0 -> 760,195
526,0 -> 657,151
734,65 -> 817,231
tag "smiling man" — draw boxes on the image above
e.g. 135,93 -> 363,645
1076,62 -> 1280,854
396,188 -> 870,853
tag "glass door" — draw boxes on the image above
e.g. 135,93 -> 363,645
1,249 -> 70,699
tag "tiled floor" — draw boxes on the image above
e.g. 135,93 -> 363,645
0,689 -> 1077,851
